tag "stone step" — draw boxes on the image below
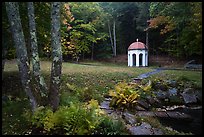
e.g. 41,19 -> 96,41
136,111 -> 192,120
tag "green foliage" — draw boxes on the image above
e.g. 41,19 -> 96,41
94,116 -> 127,135
24,99 -> 127,135
109,81 -> 154,110
61,2 -> 108,61
149,2 -> 202,58
25,99 -> 103,135
65,83 -> 96,102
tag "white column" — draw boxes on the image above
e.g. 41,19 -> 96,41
146,53 -> 148,66
128,53 -> 130,66
130,53 -> 132,66
143,53 -> 145,67
136,52 -> 139,67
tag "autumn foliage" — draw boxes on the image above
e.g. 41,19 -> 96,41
148,16 -> 175,35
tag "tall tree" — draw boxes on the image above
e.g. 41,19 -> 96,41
113,20 -> 116,56
27,2 -> 48,104
61,2 -> 108,61
5,2 -> 37,112
49,2 -> 62,111
149,2 -> 202,59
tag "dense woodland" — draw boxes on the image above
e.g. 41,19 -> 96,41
2,2 -> 202,62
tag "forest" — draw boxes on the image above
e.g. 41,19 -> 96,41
3,2 -> 202,62
2,2 -> 202,135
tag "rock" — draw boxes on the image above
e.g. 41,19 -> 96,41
128,122 -> 153,135
154,111 -> 168,118
137,100 -> 150,109
194,91 -> 202,102
122,112 -> 137,125
133,78 -> 142,83
183,88 -> 194,94
154,91 -> 168,99
180,93 -> 197,104
100,101 -> 110,109
168,88 -> 177,96
166,111 -> 192,120
155,82 -> 168,91
166,80 -> 177,87
103,109 -> 114,114
146,96 -> 161,105
152,128 -> 163,135
135,105 -> 146,111
104,98 -> 112,101
136,111 -> 155,117
169,96 -> 184,104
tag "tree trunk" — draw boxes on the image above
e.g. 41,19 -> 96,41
2,48 -> 7,81
146,29 -> 148,48
113,20 -> 116,57
49,2 -> 62,111
91,43 -> 94,60
27,2 -> 48,104
108,20 -> 114,55
5,2 -> 37,112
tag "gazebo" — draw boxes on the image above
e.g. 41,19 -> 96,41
128,39 -> 148,67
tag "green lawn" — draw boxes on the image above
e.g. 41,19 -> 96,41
2,60 -> 202,135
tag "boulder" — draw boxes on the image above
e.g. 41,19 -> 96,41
100,101 -> 110,109
180,93 -> 197,104
122,112 -> 137,125
128,122 -> 153,135
194,91 -> 202,102
154,91 -> 168,100
152,128 -> 163,135
166,80 -> 177,87
137,100 -> 150,109
168,88 -> 177,96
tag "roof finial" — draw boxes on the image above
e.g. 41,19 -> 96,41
136,38 -> 138,42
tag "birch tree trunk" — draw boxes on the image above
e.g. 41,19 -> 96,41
113,20 -> 116,57
5,2 -> 37,112
108,20 -> 114,55
27,2 -> 48,104
49,2 -> 62,111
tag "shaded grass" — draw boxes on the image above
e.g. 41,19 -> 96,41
147,70 -> 202,89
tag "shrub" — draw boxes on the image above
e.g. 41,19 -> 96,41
93,116 -> 127,135
25,99 -> 114,135
108,81 -> 154,110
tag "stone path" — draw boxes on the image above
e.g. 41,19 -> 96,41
137,68 -> 164,79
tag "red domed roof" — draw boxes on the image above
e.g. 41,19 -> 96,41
128,42 -> 147,50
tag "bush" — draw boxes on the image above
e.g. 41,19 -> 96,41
108,81 -> 154,110
25,99 -> 127,135
94,116 -> 127,135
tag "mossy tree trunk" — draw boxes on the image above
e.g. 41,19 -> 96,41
5,2 -> 37,112
49,2 -> 62,111
27,2 -> 48,105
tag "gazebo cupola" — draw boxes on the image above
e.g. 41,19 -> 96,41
128,39 -> 148,67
